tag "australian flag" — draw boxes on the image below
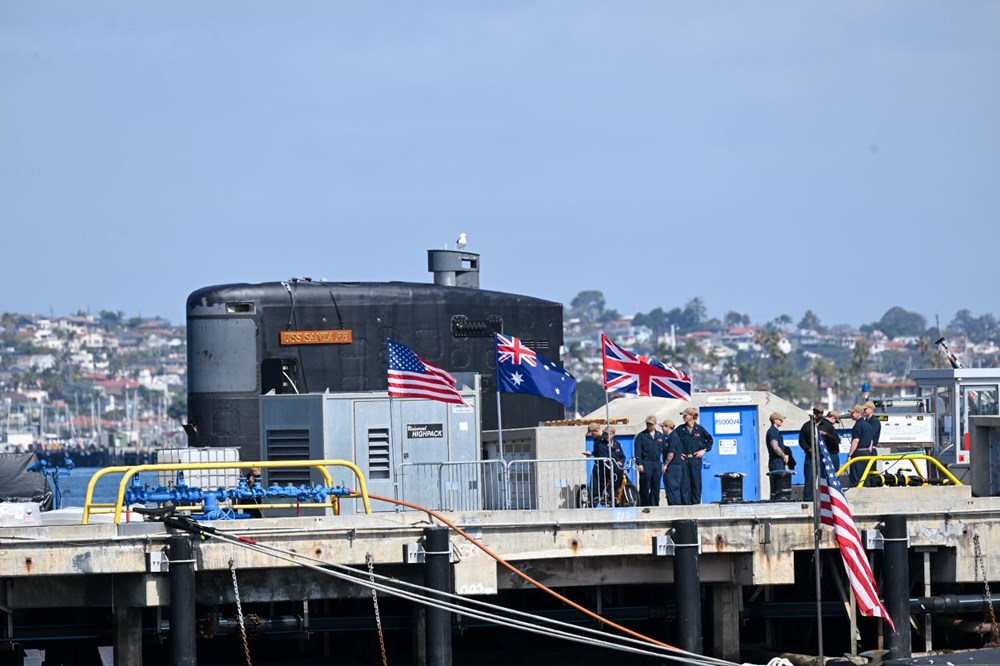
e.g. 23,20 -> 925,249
495,333 -> 576,408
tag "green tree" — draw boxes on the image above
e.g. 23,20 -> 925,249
167,391 -> 188,422
569,291 -> 606,321
798,310 -> 825,333
632,307 -> 671,340
682,298 -> 708,330
99,310 -> 124,331
846,339 -> 872,393
950,309 -> 997,344
724,311 -> 751,328
809,357 -> 836,392
575,379 -> 606,416
722,357 -> 759,388
769,314 -> 793,330
863,307 -> 926,339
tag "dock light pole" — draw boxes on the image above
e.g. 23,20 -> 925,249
674,520 -> 703,654
168,533 -> 197,666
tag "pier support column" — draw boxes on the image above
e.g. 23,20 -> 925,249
113,602 -> 142,666
424,526 -> 452,666
674,520 -> 702,654
712,583 -> 741,661
168,534 -> 197,666
883,514 -> 911,660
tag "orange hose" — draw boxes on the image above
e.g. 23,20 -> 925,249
367,492 -> 688,655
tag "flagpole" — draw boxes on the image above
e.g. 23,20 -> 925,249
495,390 -> 505,463
604,390 -> 613,507
494,333 -> 510,509
812,416 -> 824,663
389,394 -> 399,510
496,386 -> 512,510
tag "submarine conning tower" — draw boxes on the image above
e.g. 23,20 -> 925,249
185,248 -> 566,459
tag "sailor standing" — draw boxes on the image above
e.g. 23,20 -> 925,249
765,412 -> 789,472
635,415 -> 665,507
847,405 -> 874,487
677,407 -> 713,504
660,419 -> 686,505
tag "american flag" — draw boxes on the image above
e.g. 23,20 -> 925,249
601,334 -> 691,400
386,339 -> 466,405
818,443 -> 896,632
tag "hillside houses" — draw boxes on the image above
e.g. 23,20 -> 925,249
0,312 -> 186,444
561,311 -> 976,410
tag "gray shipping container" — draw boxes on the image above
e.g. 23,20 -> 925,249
259,376 -> 481,514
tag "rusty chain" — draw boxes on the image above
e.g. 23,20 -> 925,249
366,552 -> 389,666
229,559 -> 253,665
973,534 -> 1000,647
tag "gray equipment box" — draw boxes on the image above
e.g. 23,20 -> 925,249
259,376 -> 481,514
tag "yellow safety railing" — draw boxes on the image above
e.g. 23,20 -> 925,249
82,459 -> 371,524
836,453 -> 963,489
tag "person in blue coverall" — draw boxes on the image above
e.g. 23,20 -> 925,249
677,407 -> 713,504
765,412 -> 790,472
864,401 -> 881,452
635,415 -> 665,506
660,419 -> 686,505
847,405 -> 874,487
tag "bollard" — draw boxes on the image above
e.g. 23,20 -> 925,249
424,526 -> 453,666
716,473 -> 745,503
168,534 -> 197,666
883,514 -> 911,659
674,520 -> 703,654
768,471 -> 793,501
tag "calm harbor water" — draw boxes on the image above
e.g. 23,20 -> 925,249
50,466 -> 161,508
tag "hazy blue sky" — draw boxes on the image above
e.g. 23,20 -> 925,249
2,2 -> 998,328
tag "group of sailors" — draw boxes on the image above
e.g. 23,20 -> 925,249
766,401 -> 882,495
586,400 -> 883,509
585,407 -> 714,507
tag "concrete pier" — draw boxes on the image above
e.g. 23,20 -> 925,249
0,485 -> 995,662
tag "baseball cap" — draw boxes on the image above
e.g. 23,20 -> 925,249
681,407 -> 698,417
645,415 -> 657,425
660,419 -> 675,429
769,412 -> 786,422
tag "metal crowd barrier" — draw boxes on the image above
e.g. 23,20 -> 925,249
395,457 -> 629,511
396,460 -> 508,512
508,456 -> 600,510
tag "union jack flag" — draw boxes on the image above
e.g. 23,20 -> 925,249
601,334 -> 691,400
819,443 -> 896,632
496,333 -> 538,367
